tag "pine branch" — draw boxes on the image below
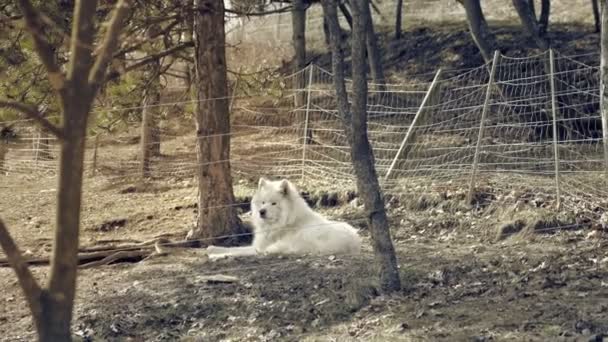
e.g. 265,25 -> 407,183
16,0 -> 66,91
0,100 -> 63,139
89,0 -> 133,88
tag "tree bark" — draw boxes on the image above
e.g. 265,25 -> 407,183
183,0 -> 195,92
292,0 -> 307,108
395,0 -> 404,39
512,0 -> 549,50
1,1 -> 132,340
538,0 -> 550,36
363,0 -> 386,90
601,0 -> 608,174
326,0 -> 401,292
593,0 -> 601,33
0,142 -> 7,172
339,2 -> 353,29
42,94 -> 93,341
458,0 -> 496,63
188,0 -> 246,244
141,59 -> 162,178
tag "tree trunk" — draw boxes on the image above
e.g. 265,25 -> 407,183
512,0 -> 549,50
40,96 -> 92,341
323,13 -> 331,47
363,0 -> 386,90
327,0 -> 401,292
339,2 -> 353,29
141,60 -> 162,178
292,0 -> 307,108
183,0 -> 195,92
188,0 -> 246,244
0,143 -> 6,172
593,0 -> 601,33
601,0 -> 608,174
538,0 -> 550,36
459,0 -> 496,63
395,0 -> 404,39
0,1 -> 131,340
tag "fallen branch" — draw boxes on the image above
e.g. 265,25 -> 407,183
79,250 -> 150,269
0,237 -> 202,268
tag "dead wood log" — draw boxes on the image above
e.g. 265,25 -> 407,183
0,237 -> 198,268
79,250 -> 151,269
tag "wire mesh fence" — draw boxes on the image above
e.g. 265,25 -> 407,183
0,49 -> 605,227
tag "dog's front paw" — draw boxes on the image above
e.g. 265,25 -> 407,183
206,246 -> 231,261
208,252 -> 231,261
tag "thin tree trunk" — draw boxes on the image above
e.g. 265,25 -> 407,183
0,143 -> 7,172
328,0 -> 400,292
601,0 -> 608,174
42,97 -> 92,341
0,1 -> 131,340
538,0 -> 550,36
182,0 -> 195,92
323,13 -> 331,47
188,0 -> 246,244
141,59 -> 162,178
512,0 -> 549,50
593,0 -> 601,33
459,0 -> 496,63
339,2 -> 353,29
363,0 -> 386,90
395,0 -> 404,39
292,0 -> 307,108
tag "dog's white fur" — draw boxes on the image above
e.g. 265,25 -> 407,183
206,178 -> 361,259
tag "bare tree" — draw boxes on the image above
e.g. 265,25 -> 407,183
186,0 -> 248,243
141,59 -> 162,178
395,0 -> 404,39
339,2 -> 354,28
323,0 -> 401,292
456,0 -> 497,63
512,0 -> 549,50
0,0 -> 131,340
363,0 -> 386,89
538,0 -> 551,36
292,0 -> 307,108
601,0 -> 608,173
593,0 -> 601,33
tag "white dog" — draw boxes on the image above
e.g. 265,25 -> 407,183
206,178 -> 361,259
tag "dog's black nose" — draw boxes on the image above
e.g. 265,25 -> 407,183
259,209 -> 266,218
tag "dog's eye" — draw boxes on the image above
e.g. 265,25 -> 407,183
271,202 -> 277,206
262,201 -> 265,205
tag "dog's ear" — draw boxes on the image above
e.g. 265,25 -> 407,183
258,177 -> 268,189
279,179 -> 290,196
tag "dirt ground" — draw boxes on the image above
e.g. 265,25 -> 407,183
1,164 -> 608,341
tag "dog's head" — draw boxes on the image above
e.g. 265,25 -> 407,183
251,178 -> 295,226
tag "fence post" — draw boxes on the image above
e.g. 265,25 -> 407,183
384,69 -> 443,181
92,134 -> 99,176
301,64 -> 314,182
467,50 -> 500,203
549,49 -> 562,210
33,131 -> 40,166
275,11 -> 282,42
229,66 -> 242,113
